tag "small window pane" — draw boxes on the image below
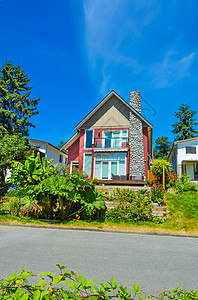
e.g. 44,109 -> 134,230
186,147 -> 196,154
85,130 -> 93,148
119,161 -> 125,175
95,161 -> 101,178
84,154 -> 92,175
122,130 -> 127,137
111,162 -> 117,175
102,162 -> 108,179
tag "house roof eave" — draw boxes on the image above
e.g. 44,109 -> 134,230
74,90 -> 153,130
28,138 -> 67,156
60,131 -> 80,151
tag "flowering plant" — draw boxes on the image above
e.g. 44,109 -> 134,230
166,172 -> 178,187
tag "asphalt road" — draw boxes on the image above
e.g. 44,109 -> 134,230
0,226 -> 197,295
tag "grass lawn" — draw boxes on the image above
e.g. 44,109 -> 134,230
0,191 -> 198,235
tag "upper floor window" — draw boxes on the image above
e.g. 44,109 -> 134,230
85,130 -> 93,149
186,146 -> 196,154
103,130 -> 128,148
59,155 -> 63,163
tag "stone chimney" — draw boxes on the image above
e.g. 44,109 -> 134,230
130,91 -> 141,113
129,91 -> 145,178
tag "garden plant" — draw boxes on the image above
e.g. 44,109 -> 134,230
0,264 -> 197,299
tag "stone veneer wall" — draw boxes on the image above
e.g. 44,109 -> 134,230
129,91 -> 145,178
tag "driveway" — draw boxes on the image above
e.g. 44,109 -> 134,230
0,226 -> 197,295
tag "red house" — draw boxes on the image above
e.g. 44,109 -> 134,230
61,91 -> 153,184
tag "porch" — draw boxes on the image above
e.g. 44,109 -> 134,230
182,160 -> 198,181
98,174 -> 146,186
98,179 -> 146,185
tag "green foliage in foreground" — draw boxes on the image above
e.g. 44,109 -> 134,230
0,264 -> 197,300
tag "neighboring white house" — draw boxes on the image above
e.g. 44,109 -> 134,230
5,138 -> 67,182
168,137 -> 198,181
28,138 -> 67,167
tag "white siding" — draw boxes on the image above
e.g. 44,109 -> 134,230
28,141 -> 67,167
177,140 -> 198,165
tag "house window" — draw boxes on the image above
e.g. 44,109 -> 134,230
94,153 -> 126,180
59,155 -> 63,163
85,130 -> 93,149
84,153 -> 92,176
102,130 -> 128,148
70,161 -> 79,173
186,147 -> 196,154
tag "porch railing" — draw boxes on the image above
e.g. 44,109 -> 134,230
94,137 -> 128,149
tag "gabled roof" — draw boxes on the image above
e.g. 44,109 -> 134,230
168,137 -> 198,161
61,90 -> 153,151
74,90 -> 152,130
28,138 -> 67,156
60,132 -> 80,151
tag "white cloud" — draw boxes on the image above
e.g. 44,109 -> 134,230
151,49 -> 196,88
83,0 -> 160,94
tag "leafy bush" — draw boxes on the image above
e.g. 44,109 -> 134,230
9,153 -> 57,187
11,169 -> 106,221
175,173 -> 198,193
1,264 -> 197,299
0,202 -> 10,215
106,188 -> 153,222
152,216 -> 165,224
151,186 -> 164,204
9,197 -> 22,217
151,158 -> 171,185
147,179 -> 154,187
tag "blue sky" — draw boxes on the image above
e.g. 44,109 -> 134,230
1,0 -> 198,147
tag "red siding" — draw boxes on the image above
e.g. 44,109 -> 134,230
68,128 -> 134,179
68,138 -> 79,164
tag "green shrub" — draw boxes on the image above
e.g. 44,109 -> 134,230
175,173 -> 198,193
9,153 -> 57,187
0,202 -> 10,214
9,197 -> 22,217
151,158 -> 171,185
11,169 -> 106,221
147,178 -> 154,187
106,189 -> 153,222
151,186 -> 164,204
0,264 -> 197,299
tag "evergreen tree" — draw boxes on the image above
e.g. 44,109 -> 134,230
154,136 -> 171,159
57,140 -> 65,149
0,134 -> 28,187
172,104 -> 198,141
0,62 -> 39,136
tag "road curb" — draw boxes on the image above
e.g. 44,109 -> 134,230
0,222 -> 198,238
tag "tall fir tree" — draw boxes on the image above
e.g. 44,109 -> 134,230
172,104 -> 198,141
0,62 -> 40,136
153,136 -> 171,159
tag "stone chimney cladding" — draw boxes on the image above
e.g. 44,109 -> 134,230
129,91 -> 145,178
130,91 -> 141,114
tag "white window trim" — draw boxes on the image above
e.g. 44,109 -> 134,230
84,129 -> 94,150
70,161 -> 79,173
93,153 -> 127,180
102,130 -> 128,148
